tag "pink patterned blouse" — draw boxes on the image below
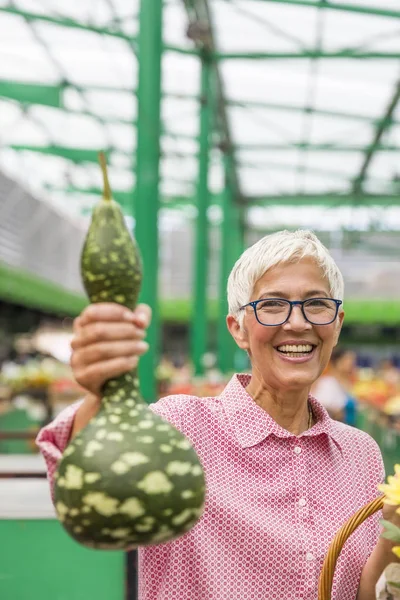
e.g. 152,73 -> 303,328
37,373 -> 384,600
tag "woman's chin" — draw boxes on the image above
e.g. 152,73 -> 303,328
276,367 -> 317,390
283,380 -> 314,392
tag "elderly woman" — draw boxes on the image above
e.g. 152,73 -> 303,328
37,230 -> 399,600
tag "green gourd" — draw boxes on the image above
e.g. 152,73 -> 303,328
54,153 -> 206,550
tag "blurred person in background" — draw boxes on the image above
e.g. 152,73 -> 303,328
312,347 -> 358,426
378,357 -> 400,389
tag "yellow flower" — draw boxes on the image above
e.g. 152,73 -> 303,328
378,464 -> 400,508
393,546 -> 400,559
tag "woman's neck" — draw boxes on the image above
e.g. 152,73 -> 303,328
246,377 -> 312,435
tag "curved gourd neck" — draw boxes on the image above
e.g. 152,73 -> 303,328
99,151 -> 112,202
101,369 -> 144,409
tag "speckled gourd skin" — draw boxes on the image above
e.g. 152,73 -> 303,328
53,157 -> 205,550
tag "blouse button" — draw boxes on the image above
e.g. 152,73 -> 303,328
298,498 -> 307,507
293,446 -> 302,455
306,552 -> 315,562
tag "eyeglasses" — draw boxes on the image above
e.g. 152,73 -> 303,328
239,297 -> 343,327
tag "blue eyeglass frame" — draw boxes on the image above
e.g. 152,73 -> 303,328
239,297 -> 343,327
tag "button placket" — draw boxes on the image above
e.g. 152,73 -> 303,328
291,436 -> 313,574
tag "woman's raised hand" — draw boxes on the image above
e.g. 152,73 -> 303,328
70,302 -> 151,397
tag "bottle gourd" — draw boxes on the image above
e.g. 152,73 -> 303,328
54,153 -> 206,550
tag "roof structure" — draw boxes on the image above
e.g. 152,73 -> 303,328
0,0 -> 400,237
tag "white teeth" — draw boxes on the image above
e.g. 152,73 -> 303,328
277,344 -> 313,353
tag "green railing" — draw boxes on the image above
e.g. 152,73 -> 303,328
0,521 -> 125,600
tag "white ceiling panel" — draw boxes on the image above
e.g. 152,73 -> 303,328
0,0 -> 398,230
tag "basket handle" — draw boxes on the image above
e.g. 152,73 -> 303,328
318,495 -> 385,600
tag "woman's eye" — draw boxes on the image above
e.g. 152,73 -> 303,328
307,299 -> 328,307
258,300 -> 286,310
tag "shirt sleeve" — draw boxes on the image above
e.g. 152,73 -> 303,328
35,393 -> 192,503
149,394 -> 192,432
365,434 -> 386,491
35,400 -> 83,501
364,435 -> 386,560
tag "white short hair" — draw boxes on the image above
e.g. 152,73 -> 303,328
227,229 -> 344,324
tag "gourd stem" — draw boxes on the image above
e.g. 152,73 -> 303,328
99,152 -> 112,201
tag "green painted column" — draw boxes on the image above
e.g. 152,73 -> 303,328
233,197 -> 245,259
134,0 -> 163,403
191,53 -> 212,376
217,152 -> 246,374
217,176 -> 236,374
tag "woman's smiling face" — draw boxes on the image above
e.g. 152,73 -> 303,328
228,258 -> 344,392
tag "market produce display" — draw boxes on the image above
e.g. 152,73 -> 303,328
53,154 -> 205,550
352,368 -> 400,432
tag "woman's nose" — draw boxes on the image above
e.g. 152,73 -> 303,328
283,305 -> 312,330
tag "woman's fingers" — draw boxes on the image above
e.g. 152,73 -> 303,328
73,356 -> 140,396
71,340 -> 149,369
134,304 -> 152,328
78,303 -> 133,327
69,302 -> 152,396
71,321 -> 145,350
78,303 -> 152,328
72,315 -> 83,334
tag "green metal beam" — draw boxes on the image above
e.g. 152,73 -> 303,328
296,0 -> 324,191
0,6 -> 137,45
50,187 -> 206,210
163,42 -> 199,56
183,0 -> 243,204
217,163 -> 245,374
45,186 -> 400,208
241,159 -> 390,186
191,53 -> 212,377
257,0 -> 400,19
0,80 -> 62,108
198,0 -> 248,244
0,85 -> 196,142
4,78 -> 400,131
216,50 -> 400,60
2,262 -> 399,326
14,139 -> 400,168
248,194 -> 400,207
160,298 -> 400,326
353,79 -> 400,194
6,145 -> 205,173
228,99 -> 400,126
0,6 -> 197,56
217,179 -> 234,374
12,147 -> 392,194
38,183 -> 400,209
0,79 -> 196,125
6,79 -> 396,138
134,0 -> 163,403
9,145 -> 107,164
239,142 -> 400,153
0,261 -> 87,316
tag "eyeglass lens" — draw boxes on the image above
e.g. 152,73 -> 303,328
254,299 -> 337,325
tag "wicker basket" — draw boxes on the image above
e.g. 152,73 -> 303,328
318,495 -> 385,599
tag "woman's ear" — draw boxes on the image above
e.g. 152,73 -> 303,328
333,310 -> 345,347
226,315 -> 250,350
